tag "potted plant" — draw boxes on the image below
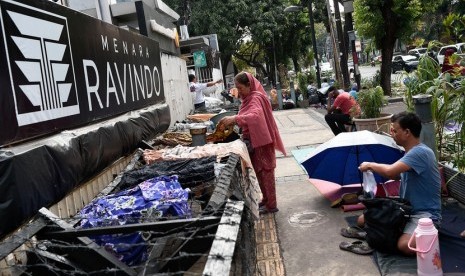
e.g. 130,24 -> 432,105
352,86 -> 391,133
297,71 -> 311,108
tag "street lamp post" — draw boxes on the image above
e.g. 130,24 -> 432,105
273,35 -> 283,110
307,0 -> 321,89
284,2 -> 321,89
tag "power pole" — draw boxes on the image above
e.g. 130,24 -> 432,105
308,0 -> 321,88
325,0 -> 342,86
344,0 -> 361,90
333,0 -> 350,89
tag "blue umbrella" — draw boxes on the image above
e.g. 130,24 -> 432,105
301,130 -> 405,185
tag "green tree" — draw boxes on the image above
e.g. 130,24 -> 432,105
233,41 -> 267,76
164,0 -> 256,77
164,0 -> 330,85
442,13 -> 465,43
354,0 -> 438,95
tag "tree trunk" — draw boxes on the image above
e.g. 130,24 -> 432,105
379,0 -> 397,96
292,56 -> 300,72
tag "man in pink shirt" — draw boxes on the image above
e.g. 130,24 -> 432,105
325,86 -> 359,135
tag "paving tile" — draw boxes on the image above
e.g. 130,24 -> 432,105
256,259 -> 285,276
255,211 -> 284,275
256,243 -> 281,260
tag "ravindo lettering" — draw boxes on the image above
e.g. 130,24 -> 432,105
82,35 -> 161,111
101,35 -> 150,58
0,0 -> 164,146
83,60 -> 161,111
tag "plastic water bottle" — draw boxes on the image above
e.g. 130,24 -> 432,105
407,218 -> 443,276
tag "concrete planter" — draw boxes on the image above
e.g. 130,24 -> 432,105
441,163 -> 465,204
353,113 -> 393,134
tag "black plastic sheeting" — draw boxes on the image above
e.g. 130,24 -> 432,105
117,156 -> 217,192
0,105 -> 170,239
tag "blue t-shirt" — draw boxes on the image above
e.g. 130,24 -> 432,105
349,90 -> 358,100
399,143 -> 441,220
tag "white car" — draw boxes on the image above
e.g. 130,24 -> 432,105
407,48 -> 427,58
437,43 -> 465,66
320,62 -> 333,74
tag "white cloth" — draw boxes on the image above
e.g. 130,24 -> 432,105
318,85 -> 330,95
204,97 -> 222,108
189,81 -> 207,104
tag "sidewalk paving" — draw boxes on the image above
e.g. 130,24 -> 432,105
255,101 -> 407,275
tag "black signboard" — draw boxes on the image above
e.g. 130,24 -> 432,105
0,0 -> 165,146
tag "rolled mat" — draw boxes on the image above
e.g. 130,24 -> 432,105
341,203 -> 366,212
308,178 -> 362,202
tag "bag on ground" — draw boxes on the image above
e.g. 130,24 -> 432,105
361,197 -> 412,254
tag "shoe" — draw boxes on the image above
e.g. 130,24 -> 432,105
259,207 -> 279,215
330,193 -> 359,208
340,226 -> 366,240
258,201 -> 266,207
339,240 -> 373,255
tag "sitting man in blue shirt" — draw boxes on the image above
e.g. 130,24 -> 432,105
349,83 -> 358,101
358,111 -> 441,256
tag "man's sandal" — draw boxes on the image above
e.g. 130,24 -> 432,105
339,240 -> 373,255
340,226 -> 367,240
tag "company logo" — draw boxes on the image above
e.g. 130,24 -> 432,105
2,0 -> 78,126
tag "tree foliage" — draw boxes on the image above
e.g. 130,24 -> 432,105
442,13 -> 465,43
164,0 -> 255,75
354,0 -> 438,95
164,0 -> 329,86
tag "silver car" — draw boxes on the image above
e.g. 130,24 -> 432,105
391,55 -> 419,73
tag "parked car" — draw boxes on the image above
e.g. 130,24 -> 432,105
407,48 -> 427,58
391,55 -> 419,73
320,62 -> 333,75
373,55 -> 382,62
347,58 -> 354,70
437,43 -> 465,66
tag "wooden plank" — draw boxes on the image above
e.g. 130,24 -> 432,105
206,154 -> 240,211
86,182 -> 94,203
48,204 -> 59,216
38,208 -> 137,276
203,200 -> 244,275
65,194 -> 75,218
0,217 -> 47,260
57,200 -> 67,218
40,216 -> 221,238
72,190 -> 81,214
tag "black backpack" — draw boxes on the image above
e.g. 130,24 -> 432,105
307,87 -> 320,104
361,197 -> 412,254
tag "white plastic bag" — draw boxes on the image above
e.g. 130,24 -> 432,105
362,171 -> 377,199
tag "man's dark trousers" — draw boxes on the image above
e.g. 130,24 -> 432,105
325,113 -> 351,135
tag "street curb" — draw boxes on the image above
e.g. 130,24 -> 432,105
387,97 -> 404,103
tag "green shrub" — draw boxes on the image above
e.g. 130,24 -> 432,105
357,86 -> 387,119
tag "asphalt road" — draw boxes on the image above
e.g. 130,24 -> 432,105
357,64 -> 407,81
358,64 -> 379,80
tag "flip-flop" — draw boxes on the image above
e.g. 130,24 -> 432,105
340,226 -> 367,240
330,198 -> 343,208
330,193 -> 359,208
339,240 -> 373,255
341,193 -> 359,205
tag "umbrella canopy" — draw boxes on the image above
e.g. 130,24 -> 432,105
301,130 -> 405,185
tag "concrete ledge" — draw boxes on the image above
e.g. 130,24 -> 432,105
387,97 -> 404,103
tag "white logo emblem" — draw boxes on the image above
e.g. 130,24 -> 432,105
2,1 -> 79,126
